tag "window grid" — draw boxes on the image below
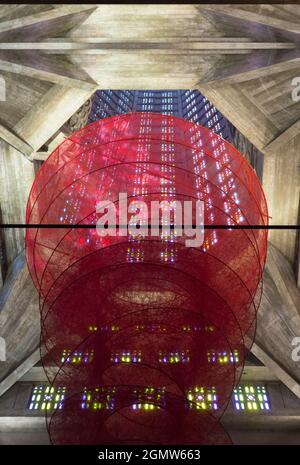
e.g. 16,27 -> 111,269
186,386 -> 218,411
28,384 -> 271,412
81,386 -> 116,410
132,386 -> 166,411
61,349 -> 94,364
158,350 -> 190,364
88,90 -> 233,142
207,349 -> 239,364
233,385 -> 270,412
110,350 -> 142,364
28,385 -> 66,411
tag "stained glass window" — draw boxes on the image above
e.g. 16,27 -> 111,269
186,386 -> 218,411
28,385 -> 66,411
61,349 -> 94,364
158,350 -> 190,364
81,386 -> 116,410
207,350 -> 239,364
132,386 -> 166,411
89,90 -> 233,142
27,383 -> 272,412
110,350 -> 142,364
233,385 -> 270,411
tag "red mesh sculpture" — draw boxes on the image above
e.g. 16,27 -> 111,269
25,113 -> 268,444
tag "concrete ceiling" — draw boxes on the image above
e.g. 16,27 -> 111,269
0,4 -> 299,259
0,4 -> 300,429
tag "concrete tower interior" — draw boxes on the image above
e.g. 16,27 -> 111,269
0,4 -> 300,445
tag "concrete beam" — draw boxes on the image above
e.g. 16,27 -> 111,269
0,123 -> 33,159
0,349 -> 40,398
249,244 -> 300,399
1,413 -> 300,434
30,132 -> 66,162
201,5 -> 300,34
198,84 -> 278,151
0,56 -> 96,91
223,411 -> 300,430
0,40 -> 295,51
0,254 -> 39,390
266,243 -> 300,318
14,84 -> 96,152
296,232 -> 300,289
262,135 -> 300,262
241,366 -> 278,382
251,343 -> 300,399
18,365 -> 278,383
251,342 -> 300,399
263,119 -> 300,154
0,5 -> 96,34
0,417 -> 45,432
201,53 -> 300,86
0,143 -> 35,264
